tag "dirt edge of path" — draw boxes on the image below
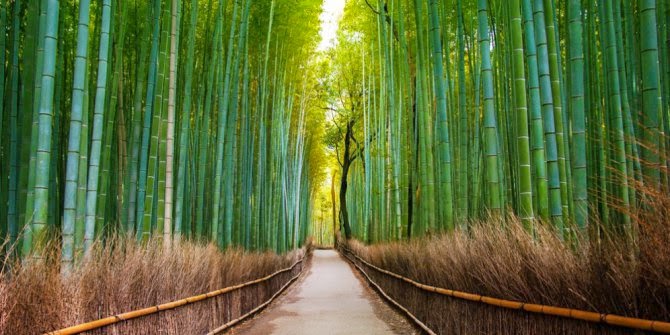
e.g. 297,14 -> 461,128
338,250 -> 420,335
220,253 -> 314,334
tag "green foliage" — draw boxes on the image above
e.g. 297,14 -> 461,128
329,0 -> 670,243
0,0 -> 326,261
1,0 -> 669,260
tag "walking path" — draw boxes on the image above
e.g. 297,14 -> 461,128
228,249 -> 415,335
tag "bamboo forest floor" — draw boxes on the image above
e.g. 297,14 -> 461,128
226,250 -> 416,335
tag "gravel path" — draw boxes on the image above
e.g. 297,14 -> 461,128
227,249 -> 416,335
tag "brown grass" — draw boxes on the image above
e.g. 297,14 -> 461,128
0,277 -> 9,332
0,237 -> 308,334
344,200 -> 670,334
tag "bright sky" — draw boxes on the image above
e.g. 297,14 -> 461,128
317,0 -> 346,51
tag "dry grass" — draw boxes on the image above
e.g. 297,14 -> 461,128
0,237 -> 308,334
344,200 -> 670,334
0,278 -> 9,331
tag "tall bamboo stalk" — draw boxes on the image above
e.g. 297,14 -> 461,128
83,0 -> 112,254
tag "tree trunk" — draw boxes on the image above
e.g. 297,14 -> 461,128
331,169 -> 338,246
339,120 -> 355,240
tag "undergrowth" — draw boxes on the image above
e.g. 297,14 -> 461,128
0,237 -> 307,334
345,194 -> 670,334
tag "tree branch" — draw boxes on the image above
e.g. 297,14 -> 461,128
335,143 -> 343,167
364,0 -> 380,15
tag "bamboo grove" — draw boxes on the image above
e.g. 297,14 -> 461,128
330,0 -> 669,242
0,0 -> 327,264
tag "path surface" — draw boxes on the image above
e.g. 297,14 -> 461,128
227,250 -> 415,335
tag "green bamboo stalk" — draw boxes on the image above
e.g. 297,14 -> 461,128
0,0 -> 6,156
532,0 -> 562,227
136,0 -> 162,241
95,0 -> 125,239
195,16 -> 221,240
74,65 -> 90,259
6,0 -> 22,252
413,0 -> 436,233
522,0 -> 549,220
428,0 -> 454,229
175,0 -> 198,242
223,0 -> 250,247
478,0 -> 502,214
639,0 -> 662,186
612,1 -> 638,210
457,0 -> 468,221
212,0 -> 238,247
150,0 -> 172,238
127,7 -> 150,235
62,0 -> 91,266
541,0 -> 570,221
601,0 -> 631,228
568,0 -> 587,229
30,0 -> 60,255
83,0 -> 112,254
21,0 -> 46,258
509,0 -> 535,228
164,0 -> 181,247
240,30 -> 252,248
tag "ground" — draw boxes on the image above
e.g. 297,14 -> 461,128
226,249 -> 417,335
